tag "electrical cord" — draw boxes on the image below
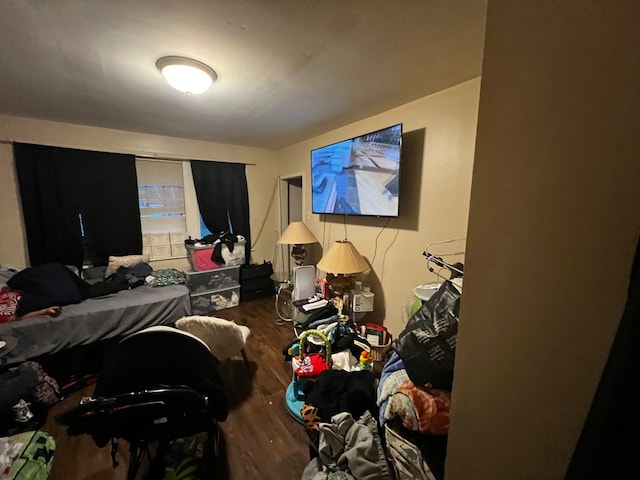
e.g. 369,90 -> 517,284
252,176 -> 279,251
380,227 -> 400,282
369,217 -> 391,266
275,282 -> 293,324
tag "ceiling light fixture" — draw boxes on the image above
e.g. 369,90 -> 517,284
156,56 -> 217,95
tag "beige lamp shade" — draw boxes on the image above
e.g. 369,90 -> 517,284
316,240 -> 369,274
277,222 -> 318,245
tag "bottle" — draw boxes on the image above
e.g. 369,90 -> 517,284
358,351 -> 372,371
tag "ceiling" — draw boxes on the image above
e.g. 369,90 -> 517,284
0,0 -> 487,150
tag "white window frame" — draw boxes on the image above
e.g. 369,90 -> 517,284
136,158 -> 204,260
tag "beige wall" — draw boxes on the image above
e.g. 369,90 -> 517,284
0,141 -> 26,268
276,78 -> 480,335
447,2 -> 640,479
0,115 -> 279,270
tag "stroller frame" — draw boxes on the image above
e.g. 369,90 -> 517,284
56,326 -> 229,479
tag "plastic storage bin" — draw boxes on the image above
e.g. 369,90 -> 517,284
186,241 -> 246,271
190,286 -> 240,314
184,266 -> 240,294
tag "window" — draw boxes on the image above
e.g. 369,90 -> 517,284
135,159 -> 214,259
134,158 -> 227,260
136,159 -> 186,234
136,159 -> 187,260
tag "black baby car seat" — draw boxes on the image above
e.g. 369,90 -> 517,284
56,326 -> 229,479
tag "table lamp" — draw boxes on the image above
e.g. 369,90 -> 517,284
277,221 -> 319,266
316,240 -> 369,296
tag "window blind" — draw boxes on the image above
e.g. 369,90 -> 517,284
136,159 -> 186,234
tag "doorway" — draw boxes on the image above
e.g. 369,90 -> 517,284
279,174 -> 303,276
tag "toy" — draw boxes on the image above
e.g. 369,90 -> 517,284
358,351 -> 372,371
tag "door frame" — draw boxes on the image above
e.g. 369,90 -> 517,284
278,172 -> 305,275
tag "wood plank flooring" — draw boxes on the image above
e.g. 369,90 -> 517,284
40,295 -> 311,479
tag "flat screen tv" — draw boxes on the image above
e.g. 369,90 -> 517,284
311,123 -> 402,217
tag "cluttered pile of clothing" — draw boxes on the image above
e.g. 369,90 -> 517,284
375,279 -> 462,480
282,302 -> 393,479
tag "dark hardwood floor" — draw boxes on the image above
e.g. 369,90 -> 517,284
40,295 -> 311,479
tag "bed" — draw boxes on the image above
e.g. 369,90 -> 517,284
0,266 -> 191,367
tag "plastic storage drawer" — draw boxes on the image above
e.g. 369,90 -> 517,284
185,266 -> 240,294
190,286 -> 240,314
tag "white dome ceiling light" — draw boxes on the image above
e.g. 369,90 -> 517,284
156,56 -> 217,95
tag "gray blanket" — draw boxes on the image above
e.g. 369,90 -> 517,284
0,284 -> 190,366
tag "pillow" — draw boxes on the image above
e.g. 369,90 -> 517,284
104,255 -> 150,278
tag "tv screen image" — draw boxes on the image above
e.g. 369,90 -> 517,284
311,123 -> 402,217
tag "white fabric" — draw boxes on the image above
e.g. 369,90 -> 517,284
175,315 -> 250,360
330,350 -> 358,372
133,325 -> 211,353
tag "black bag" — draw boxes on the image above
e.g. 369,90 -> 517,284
393,280 -> 461,390
240,261 -> 274,301
240,261 -> 273,281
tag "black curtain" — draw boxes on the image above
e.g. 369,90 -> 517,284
190,160 -> 250,264
565,237 -> 639,479
13,143 -> 142,271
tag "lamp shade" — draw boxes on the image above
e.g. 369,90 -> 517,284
277,222 -> 318,245
316,240 -> 369,275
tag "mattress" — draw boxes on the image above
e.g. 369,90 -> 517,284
0,284 -> 191,366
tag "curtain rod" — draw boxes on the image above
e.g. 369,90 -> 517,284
135,154 -> 256,166
0,139 -> 256,166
